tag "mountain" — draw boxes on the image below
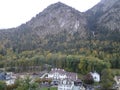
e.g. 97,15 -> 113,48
87,0 -> 120,31
26,2 -> 87,37
0,0 -> 120,74
0,2 -> 87,37
0,2 -> 88,52
0,0 -> 120,54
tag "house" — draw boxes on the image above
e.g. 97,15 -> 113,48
114,76 -> 120,90
58,79 -> 85,90
48,68 -> 78,84
5,72 -> 17,85
90,72 -> 100,82
48,68 -> 67,80
0,72 -> 6,80
48,68 -> 78,80
5,72 -> 12,80
0,72 -> 16,85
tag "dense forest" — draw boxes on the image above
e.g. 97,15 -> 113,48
0,29 -> 120,75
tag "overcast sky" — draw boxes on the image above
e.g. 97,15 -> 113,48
0,0 -> 100,29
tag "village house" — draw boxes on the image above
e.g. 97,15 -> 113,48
47,68 -> 86,90
5,72 -> 16,85
48,68 -> 67,80
0,72 -> 16,85
58,78 -> 85,90
90,72 -> 100,82
114,76 -> 120,90
47,68 -> 78,84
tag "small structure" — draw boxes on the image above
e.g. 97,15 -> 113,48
90,72 -> 100,82
114,76 -> 120,90
73,79 -> 85,90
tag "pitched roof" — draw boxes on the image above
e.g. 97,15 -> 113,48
66,72 -> 77,80
49,68 -> 77,81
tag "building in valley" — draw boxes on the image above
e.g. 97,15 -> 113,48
47,68 -> 78,85
114,76 -> 120,90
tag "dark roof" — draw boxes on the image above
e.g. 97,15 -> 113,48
0,72 -> 6,80
74,79 -> 83,86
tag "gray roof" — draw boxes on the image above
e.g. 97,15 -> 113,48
0,72 -> 6,80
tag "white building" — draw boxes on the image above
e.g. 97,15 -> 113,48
58,79 -> 85,90
0,72 -> 17,85
5,72 -> 17,85
48,68 -> 85,90
48,68 -> 67,80
58,79 -> 74,90
90,72 -> 100,82
48,68 -> 78,81
114,76 -> 120,90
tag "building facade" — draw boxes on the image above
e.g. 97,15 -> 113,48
58,79 -> 85,90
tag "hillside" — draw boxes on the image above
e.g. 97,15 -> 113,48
0,2 -> 88,52
0,0 -> 119,73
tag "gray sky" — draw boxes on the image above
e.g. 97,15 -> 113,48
0,0 -> 100,29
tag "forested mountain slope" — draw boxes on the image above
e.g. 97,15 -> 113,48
0,0 -> 119,73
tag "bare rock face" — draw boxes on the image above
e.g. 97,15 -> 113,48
26,2 -> 87,38
86,0 -> 120,31
95,0 -> 118,13
97,0 -> 120,31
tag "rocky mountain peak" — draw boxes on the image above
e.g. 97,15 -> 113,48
42,2 -> 68,12
26,2 -> 87,37
47,2 -> 67,8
